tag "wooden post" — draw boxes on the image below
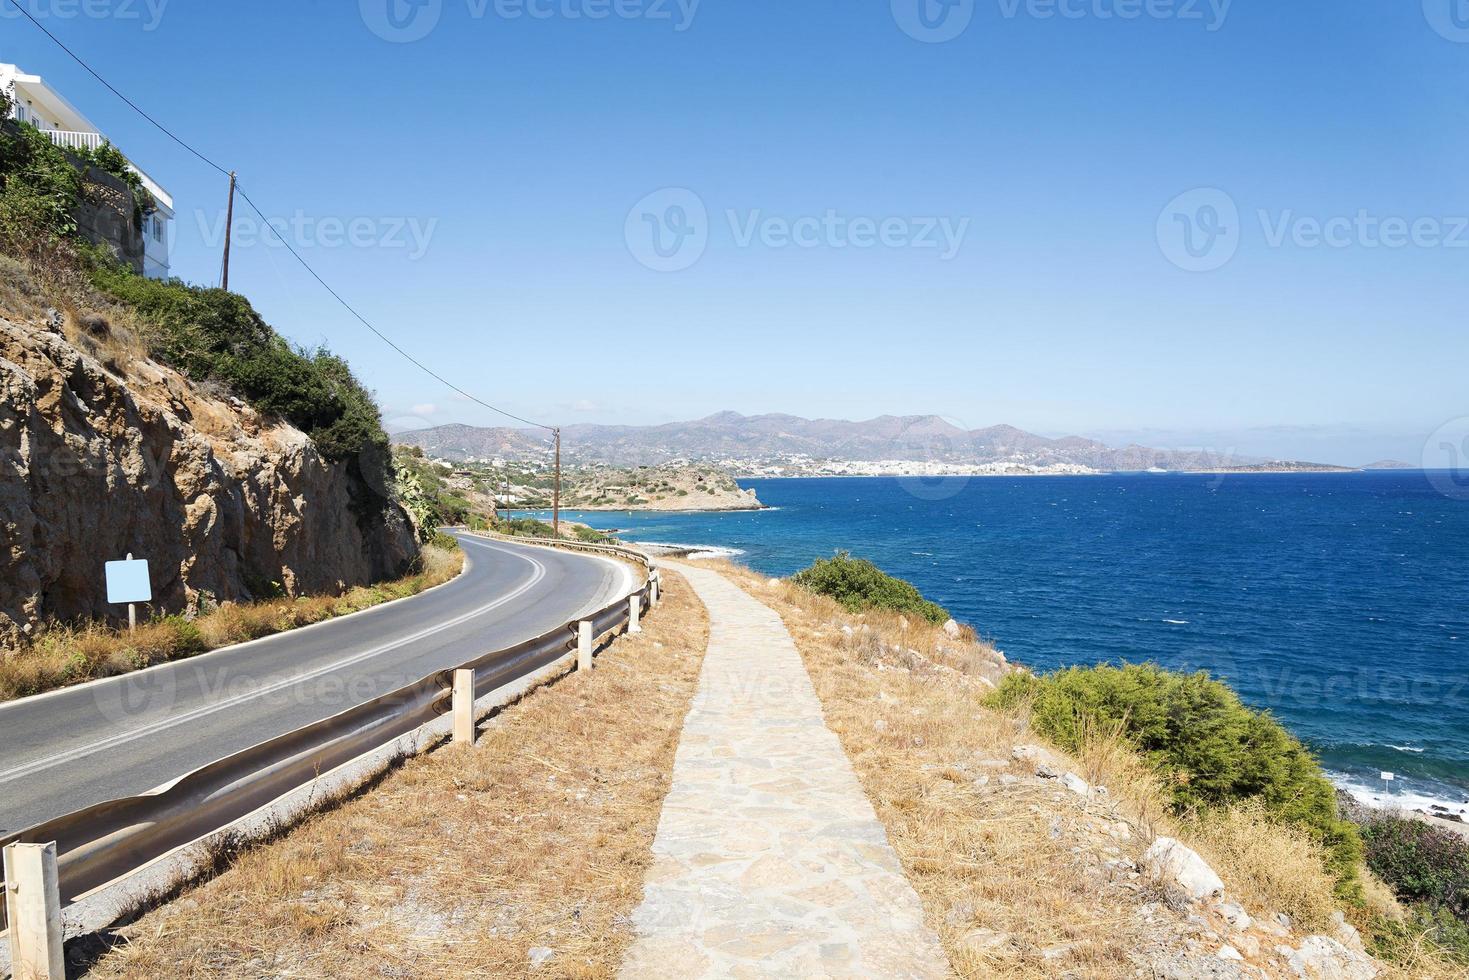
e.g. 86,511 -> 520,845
451,668 -> 475,746
552,428 -> 562,538
578,620 -> 593,672
3,841 -> 64,980
221,171 -> 237,291
629,595 -> 642,634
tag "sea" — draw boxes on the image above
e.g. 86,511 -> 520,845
537,471 -> 1469,819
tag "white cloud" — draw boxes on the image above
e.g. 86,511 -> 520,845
411,403 -> 438,417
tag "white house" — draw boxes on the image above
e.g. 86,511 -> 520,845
1,62 -> 173,278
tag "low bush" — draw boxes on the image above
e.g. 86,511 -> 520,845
990,664 -> 1362,892
499,518 -> 557,539
790,552 -> 949,625
1361,812 -> 1469,922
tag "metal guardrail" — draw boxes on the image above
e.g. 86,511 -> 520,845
0,534 -> 655,948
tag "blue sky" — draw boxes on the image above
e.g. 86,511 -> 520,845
4,0 -> 1466,464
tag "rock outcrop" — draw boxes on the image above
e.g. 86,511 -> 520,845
0,314 -> 417,640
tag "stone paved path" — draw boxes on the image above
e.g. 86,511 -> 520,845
620,565 -> 950,979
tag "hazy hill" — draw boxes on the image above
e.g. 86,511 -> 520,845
392,412 -> 1319,472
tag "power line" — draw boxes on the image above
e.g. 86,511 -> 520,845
4,0 -> 229,177
235,184 -> 555,432
5,0 -> 557,433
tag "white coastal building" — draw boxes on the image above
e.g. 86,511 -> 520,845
1,62 -> 173,278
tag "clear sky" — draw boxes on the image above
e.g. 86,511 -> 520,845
4,0 -> 1466,465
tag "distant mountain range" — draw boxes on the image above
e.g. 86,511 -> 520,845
391,412 -> 1351,473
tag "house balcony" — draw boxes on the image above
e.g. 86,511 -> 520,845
44,128 -> 104,152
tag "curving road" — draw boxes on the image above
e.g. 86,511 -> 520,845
0,532 -> 635,835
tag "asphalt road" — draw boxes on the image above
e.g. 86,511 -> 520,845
0,532 -> 634,834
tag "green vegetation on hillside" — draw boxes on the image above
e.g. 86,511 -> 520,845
989,664 -> 1362,892
0,113 -> 393,496
1357,811 -> 1469,963
791,552 -> 950,625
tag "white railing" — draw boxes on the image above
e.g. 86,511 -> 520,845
44,129 -> 104,152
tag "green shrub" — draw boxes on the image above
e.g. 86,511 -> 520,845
1362,813 -> 1469,921
989,664 -> 1362,891
573,525 -> 612,543
790,552 -> 949,625
500,517 -> 557,539
88,267 -> 391,484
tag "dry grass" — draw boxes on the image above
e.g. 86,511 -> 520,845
86,568 -> 709,979
700,560 -> 1469,979
697,561 -> 1182,978
0,545 -> 464,703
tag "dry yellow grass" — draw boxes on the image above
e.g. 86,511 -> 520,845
699,560 -> 1469,979
0,544 -> 464,702
86,568 -> 709,979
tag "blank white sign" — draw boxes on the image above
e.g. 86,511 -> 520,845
105,559 -> 152,604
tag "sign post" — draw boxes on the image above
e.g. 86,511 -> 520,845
1381,771 -> 1395,799
105,554 -> 152,634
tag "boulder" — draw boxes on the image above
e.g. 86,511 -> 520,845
1281,936 -> 1378,979
1144,837 -> 1225,900
1060,772 -> 1090,796
943,618 -> 962,638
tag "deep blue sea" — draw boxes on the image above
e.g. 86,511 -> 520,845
541,472 -> 1469,816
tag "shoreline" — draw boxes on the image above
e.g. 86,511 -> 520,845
729,468 -> 1380,480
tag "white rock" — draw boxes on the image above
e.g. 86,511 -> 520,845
528,946 -> 556,968
1144,837 -> 1225,901
1215,901 -> 1252,931
1330,910 -> 1365,952
876,690 -> 898,705
943,618 -> 962,638
1217,944 -> 1244,961
766,577 -> 782,589
873,718 -> 889,733
841,625 -> 854,637
1282,936 -> 1379,980
1060,772 -> 1090,796
998,774 -> 1020,786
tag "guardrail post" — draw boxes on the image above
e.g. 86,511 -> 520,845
649,573 -> 660,608
452,668 -> 475,746
578,620 -> 594,672
629,594 -> 642,634
3,841 -> 65,980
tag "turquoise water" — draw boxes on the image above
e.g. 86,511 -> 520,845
542,472 -> 1469,817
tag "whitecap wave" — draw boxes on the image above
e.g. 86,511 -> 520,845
630,540 -> 746,561
1162,619 -> 1190,625
1330,771 -> 1469,823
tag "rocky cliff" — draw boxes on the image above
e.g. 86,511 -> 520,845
0,313 -> 418,641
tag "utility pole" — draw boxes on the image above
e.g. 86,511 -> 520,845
221,171 -> 237,291
553,428 -> 562,537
